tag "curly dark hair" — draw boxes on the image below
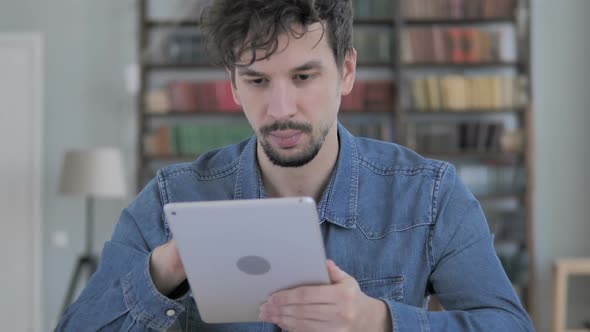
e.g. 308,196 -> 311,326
200,0 -> 353,71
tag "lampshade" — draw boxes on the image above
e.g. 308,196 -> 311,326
59,148 -> 127,198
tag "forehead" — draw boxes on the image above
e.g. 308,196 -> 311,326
237,23 -> 334,71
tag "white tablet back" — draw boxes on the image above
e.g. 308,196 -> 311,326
163,197 -> 330,323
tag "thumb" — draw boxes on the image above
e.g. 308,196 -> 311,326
327,259 -> 349,283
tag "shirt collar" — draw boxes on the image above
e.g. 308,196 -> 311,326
234,123 -> 359,229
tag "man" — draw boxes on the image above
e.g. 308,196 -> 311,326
57,0 -> 535,331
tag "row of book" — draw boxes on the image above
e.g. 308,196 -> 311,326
145,81 -> 240,113
147,0 -> 513,22
354,27 -> 392,64
151,22 -> 516,66
353,0 -> 393,19
144,121 -> 397,157
409,122 -> 510,153
409,74 -> 526,110
401,26 -> 517,64
338,121 -> 393,142
341,81 -> 396,111
146,80 -> 396,113
456,161 -> 525,196
402,0 -> 516,19
144,124 -> 253,156
160,29 -> 207,64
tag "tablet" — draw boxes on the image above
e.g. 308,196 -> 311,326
163,197 -> 330,323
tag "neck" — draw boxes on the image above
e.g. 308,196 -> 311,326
257,124 -> 339,202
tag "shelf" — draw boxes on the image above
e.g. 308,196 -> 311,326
477,192 -> 525,202
144,112 -> 248,125
404,17 -> 515,26
357,62 -> 395,68
146,62 -> 395,70
145,61 -> 396,70
407,108 -> 525,115
144,111 -> 244,117
147,18 -> 397,27
146,20 -> 199,28
340,110 -> 394,115
420,151 -> 523,161
143,62 -> 216,69
146,110 -> 393,117
354,18 -> 395,25
401,62 -> 520,69
136,0 -> 534,316
144,155 -> 198,162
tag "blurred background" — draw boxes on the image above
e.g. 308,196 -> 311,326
0,0 -> 588,331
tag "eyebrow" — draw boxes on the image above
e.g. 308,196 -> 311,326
237,60 -> 324,77
290,60 -> 324,73
237,68 -> 265,77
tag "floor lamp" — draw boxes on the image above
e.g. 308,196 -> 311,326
58,148 -> 127,315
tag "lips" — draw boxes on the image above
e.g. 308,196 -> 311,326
268,130 -> 303,148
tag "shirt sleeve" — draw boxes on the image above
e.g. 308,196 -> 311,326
380,164 -> 534,332
55,180 -> 190,331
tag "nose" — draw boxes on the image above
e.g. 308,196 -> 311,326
266,80 -> 297,120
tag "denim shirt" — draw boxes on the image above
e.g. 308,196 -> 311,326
57,124 -> 534,331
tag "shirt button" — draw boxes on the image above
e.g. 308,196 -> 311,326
166,309 -> 176,317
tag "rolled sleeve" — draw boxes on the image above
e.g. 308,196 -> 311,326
122,252 -> 190,331
383,299 -> 429,332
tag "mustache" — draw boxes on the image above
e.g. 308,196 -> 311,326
260,121 -> 312,135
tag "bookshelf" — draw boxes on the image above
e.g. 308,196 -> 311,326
395,0 -> 534,315
136,0 -> 534,316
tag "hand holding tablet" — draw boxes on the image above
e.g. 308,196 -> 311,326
163,197 -> 330,323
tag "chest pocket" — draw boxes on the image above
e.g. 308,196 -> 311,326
358,276 -> 404,302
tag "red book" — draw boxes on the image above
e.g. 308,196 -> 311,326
168,81 -> 200,112
341,81 -> 366,111
447,28 -> 466,63
214,81 -> 241,112
364,81 -> 396,112
196,82 -> 216,111
463,28 -> 478,63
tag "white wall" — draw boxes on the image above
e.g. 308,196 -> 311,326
532,0 -> 590,330
0,0 -> 135,329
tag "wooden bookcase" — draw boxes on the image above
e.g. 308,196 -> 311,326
136,0 -> 534,317
393,0 -> 534,316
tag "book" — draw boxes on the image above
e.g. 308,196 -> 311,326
168,81 -> 200,112
402,0 -> 515,19
365,81 -> 396,111
341,81 -> 367,111
426,77 -> 442,109
214,81 -> 241,112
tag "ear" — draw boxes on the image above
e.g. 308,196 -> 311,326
340,48 -> 357,97
226,67 -> 242,106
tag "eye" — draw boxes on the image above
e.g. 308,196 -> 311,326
247,78 -> 267,86
295,74 -> 312,81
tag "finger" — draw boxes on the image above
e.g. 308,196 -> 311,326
270,285 -> 339,306
327,260 -> 349,283
260,303 -> 338,322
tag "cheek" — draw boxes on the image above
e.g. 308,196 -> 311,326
236,88 -> 263,117
301,82 -> 340,112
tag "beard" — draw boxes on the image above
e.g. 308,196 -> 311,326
259,120 -> 331,168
